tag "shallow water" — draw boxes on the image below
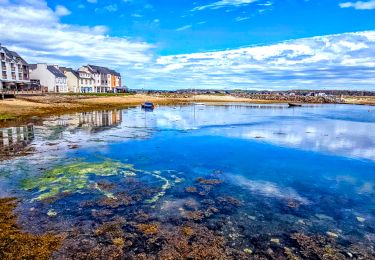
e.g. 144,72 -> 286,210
1,104 -> 375,259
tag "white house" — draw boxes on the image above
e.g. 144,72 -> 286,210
78,70 -> 95,93
79,65 -> 121,93
0,43 -> 30,92
29,64 -> 68,93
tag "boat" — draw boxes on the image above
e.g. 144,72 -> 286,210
141,102 -> 155,109
288,103 -> 302,107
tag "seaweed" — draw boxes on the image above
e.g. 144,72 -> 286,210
21,160 -> 137,201
0,198 -> 62,260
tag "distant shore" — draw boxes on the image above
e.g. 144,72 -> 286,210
0,93 -> 374,127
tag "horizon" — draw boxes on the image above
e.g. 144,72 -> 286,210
1,0 -> 375,90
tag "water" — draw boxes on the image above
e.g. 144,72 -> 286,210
1,104 -> 375,259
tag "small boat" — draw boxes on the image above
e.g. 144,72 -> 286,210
288,103 -> 302,107
141,102 -> 155,109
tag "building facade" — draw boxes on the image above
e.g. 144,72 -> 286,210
79,65 -> 121,93
0,43 -> 30,92
29,64 -> 68,93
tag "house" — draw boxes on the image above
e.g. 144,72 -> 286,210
0,43 -> 30,92
79,65 -> 121,93
59,67 -> 79,93
78,70 -> 95,93
29,64 -> 68,93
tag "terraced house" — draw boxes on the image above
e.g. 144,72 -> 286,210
29,64 -> 68,93
79,65 -> 121,93
0,43 -> 30,92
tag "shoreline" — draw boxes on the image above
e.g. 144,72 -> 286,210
0,93 -> 374,127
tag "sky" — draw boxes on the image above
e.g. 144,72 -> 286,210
0,0 -> 375,90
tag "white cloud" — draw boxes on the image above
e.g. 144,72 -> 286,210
139,31 -> 375,90
103,4 -> 118,12
54,5 -> 71,16
339,0 -> 375,10
192,0 -> 259,11
176,25 -> 192,31
0,0 -> 153,69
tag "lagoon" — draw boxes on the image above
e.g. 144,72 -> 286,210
1,104 -> 375,259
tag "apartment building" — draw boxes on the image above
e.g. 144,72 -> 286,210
29,64 -> 68,93
0,43 -> 30,92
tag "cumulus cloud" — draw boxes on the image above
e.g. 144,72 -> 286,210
192,0 -> 260,11
138,31 -> 375,90
339,0 -> 375,10
0,0 -> 154,68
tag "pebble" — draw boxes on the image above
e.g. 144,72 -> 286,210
243,248 -> 253,254
356,216 -> 365,223
316,214 -> 334,221
326,231 -> 339,238
270,238 -> 280,245
47,209 -> 57,217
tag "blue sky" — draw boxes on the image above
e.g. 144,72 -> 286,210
1,0 -> 375,90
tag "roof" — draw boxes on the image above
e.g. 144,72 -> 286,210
87,64 -> 120,76
29,64 -> 37,70
47,66 -> 66,78
59,67 -> 79,78
1,46 -> 28,65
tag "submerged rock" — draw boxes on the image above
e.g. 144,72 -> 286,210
356,216 -> 366,223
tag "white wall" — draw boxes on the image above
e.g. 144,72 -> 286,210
29,64 -> 55,92
64,71 -> 78,92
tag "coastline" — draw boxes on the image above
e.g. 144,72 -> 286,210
0,93 -> 374,127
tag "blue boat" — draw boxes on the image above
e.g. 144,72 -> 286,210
141,102 -> 155,109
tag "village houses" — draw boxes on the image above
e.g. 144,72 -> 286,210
1,43 -> 123,94
0,43 -> 30,92
29,64 -> 68,93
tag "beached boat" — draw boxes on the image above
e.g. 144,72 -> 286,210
141,102 -> 155,109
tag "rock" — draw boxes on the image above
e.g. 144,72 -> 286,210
326,231 -> 339,238
47,209 -> 57,217
243,248 -> 253,254
271,238 -> 280,245
356,216 -> 365,223
315,214 -> 334,221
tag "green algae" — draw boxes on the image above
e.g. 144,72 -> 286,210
145,173 -> 171,204
21,160 -> 138,201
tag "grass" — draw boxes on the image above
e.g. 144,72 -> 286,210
0,114 -> 15,121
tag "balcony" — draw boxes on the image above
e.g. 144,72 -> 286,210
1,66 -> 6,71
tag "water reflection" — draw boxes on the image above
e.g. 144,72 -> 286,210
1,104 -> 375,258
0,125 -> 34,159
78,110 -> 122,132
143,104 -> 375,161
